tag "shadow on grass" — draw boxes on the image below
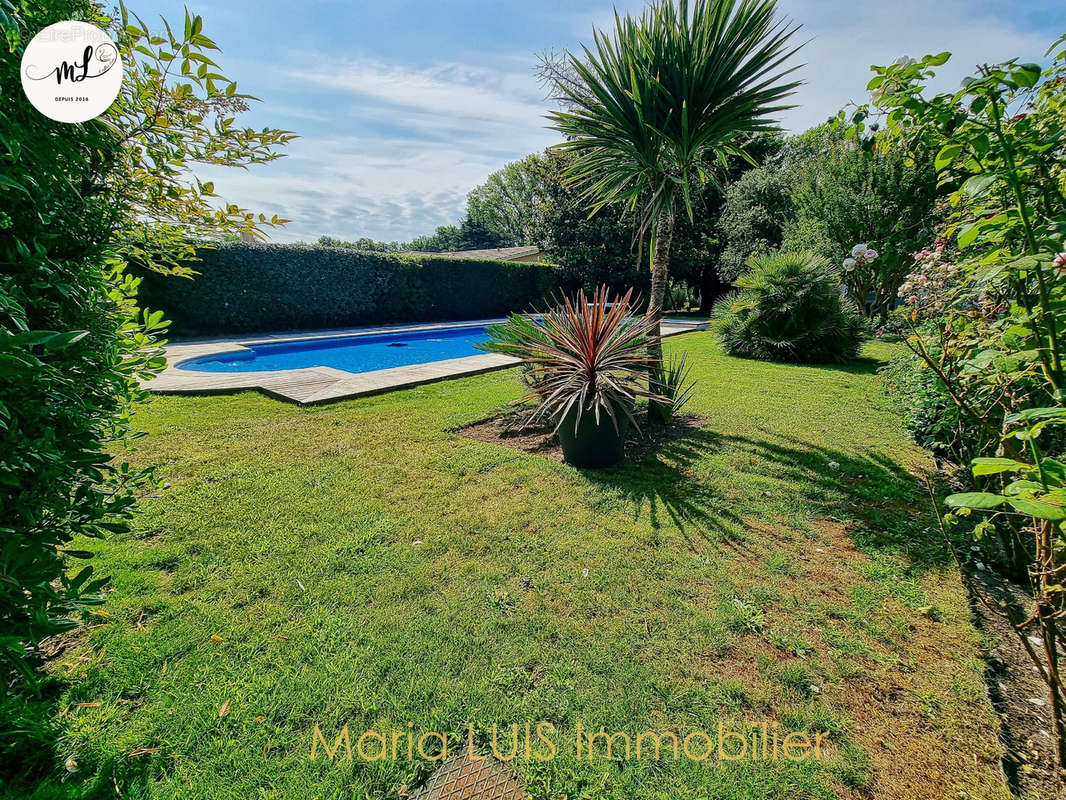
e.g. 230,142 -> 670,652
1,674 -> 154,800
586,423 -> 946,569
730,431 -> 945,565
584,428 -> 744,546
2,687 -> 162,800
813,355 -> 885,376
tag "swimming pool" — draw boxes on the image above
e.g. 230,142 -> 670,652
151,318 -> 706,404
178,324 -> 493,373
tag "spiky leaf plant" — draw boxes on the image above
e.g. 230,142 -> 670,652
480,287 -> 665,433
653,352 -> 697,421
713,251 -> 865,363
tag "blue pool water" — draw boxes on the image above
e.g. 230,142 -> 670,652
178,325 -> 493,374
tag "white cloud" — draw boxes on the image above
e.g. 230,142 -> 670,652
198,135 -> 535,244
197,56 -> 559,243
780,0 -> 1054,131
193,0 -> 1056,243
294,58 -> 546,131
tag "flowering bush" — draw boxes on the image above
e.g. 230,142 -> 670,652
840,242 -> 879,308
886,219 -> 1051,470
896,234 -> 970,319
782,123 -> 940,319
882,340 -> 979,462
842,242 -> 878,269
849,32 -> 1066,772
881,232 -> 996,463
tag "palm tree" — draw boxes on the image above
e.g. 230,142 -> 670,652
545,0 -> 803,418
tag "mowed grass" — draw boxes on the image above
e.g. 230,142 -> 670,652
21,334 -> 1007,800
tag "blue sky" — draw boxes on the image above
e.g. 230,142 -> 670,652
131,0 -> 1063,243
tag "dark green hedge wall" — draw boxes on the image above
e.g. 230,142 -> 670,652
136,243 -> 561,337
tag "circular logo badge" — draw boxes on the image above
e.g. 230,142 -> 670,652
20,21 -> 122,123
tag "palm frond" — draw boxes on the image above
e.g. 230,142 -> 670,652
546,0 -> 804,238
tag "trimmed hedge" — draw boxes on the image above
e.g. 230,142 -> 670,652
136,243 -> 562,337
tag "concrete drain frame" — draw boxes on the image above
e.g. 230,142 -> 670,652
409,751 -> 526,800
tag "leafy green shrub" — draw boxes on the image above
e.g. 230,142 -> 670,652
780,125 -> 939,320
0,0 -> 161,770
860,38 -> 1066,771
712,251 -> 865,363
136,243 -> 561,336
881,347 -> 987,466
2,0 -> 291,776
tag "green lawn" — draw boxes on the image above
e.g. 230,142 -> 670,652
23,333 -> 1007,800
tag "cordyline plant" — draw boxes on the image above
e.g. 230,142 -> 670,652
846,33 -> 1066,776
479,287 -> 665,434
541,0 -> 803,420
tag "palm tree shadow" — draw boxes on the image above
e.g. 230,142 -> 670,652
719,430 -> 947,566
583,423 -> 946,568
815,355 -> 884,376
584,428 -> 746,545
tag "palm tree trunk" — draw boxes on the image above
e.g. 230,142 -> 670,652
647,210 -> 674,423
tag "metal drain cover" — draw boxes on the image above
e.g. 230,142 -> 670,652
408,751 -> 526,800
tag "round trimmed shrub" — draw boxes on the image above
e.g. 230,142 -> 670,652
713,251 -> 865,363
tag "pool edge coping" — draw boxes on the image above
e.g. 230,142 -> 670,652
144,318 -> 708,405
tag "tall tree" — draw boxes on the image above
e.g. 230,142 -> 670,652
466,156 -> 541,247
717,164 -> 794,283
406,217 -> 506,252
671,132 -> 785,308
543,0 -> 803,418
407,224 -> 463,252
782,125 -> 939,319
524,149 -> 646,292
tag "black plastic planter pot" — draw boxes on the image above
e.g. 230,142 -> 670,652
557,405 -> 630,468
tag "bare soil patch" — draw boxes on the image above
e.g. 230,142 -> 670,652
968,572 -> 1066,799
696,517 -> 1010,799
